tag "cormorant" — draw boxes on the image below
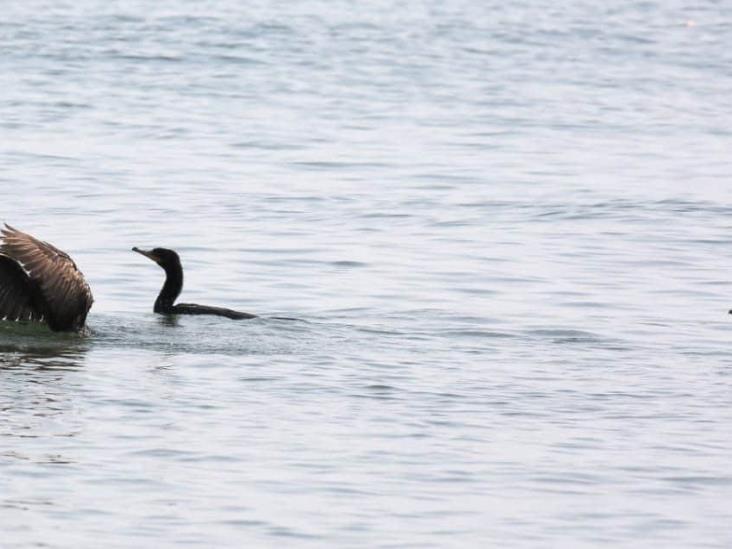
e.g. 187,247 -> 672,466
0,224 -> 93,332
132,247 -> 256,320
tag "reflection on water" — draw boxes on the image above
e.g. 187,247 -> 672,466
0,346 -> 88,371
0,322 -> 90,371
156,315 -> 181,328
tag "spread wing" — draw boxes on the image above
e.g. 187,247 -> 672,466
0,224 -> 93,330
0,254 -> 43,322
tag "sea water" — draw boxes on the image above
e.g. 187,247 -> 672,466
1,1 -> 731,547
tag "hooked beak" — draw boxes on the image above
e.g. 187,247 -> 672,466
132,247 -> 159,263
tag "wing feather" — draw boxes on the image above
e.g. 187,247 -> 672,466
0,254 -> 42,322
0,224 -> 93,331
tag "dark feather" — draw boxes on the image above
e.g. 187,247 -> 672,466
0,255 -> 43,322
174,303 -> 256,319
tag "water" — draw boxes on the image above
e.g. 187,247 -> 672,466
1,1 -> 731,547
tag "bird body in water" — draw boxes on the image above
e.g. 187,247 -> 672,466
0,224 -> 93,332
132,247 -> 256,320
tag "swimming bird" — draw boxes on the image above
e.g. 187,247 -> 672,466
132,247 -> 256,320
0,224 -> 93,332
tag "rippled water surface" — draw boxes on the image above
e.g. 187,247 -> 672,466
2,1 -> 732,547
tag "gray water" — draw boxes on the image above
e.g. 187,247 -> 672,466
1,1 -> 731,547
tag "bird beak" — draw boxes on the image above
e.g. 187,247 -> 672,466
132,247 -> 159,263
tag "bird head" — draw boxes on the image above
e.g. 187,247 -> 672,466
132,247 -> 181,269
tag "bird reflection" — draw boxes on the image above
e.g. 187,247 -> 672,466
157,314 -> 180,328
0,335 -> 88,371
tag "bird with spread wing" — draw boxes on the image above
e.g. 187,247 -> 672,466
0,224 -> 93,332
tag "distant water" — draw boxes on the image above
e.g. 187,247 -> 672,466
1,1 -> 732,547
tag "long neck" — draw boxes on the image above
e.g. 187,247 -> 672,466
154,262 -> 183,313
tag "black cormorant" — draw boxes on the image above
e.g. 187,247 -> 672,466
0,224 -> 93,332
132,247 -> 256,320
